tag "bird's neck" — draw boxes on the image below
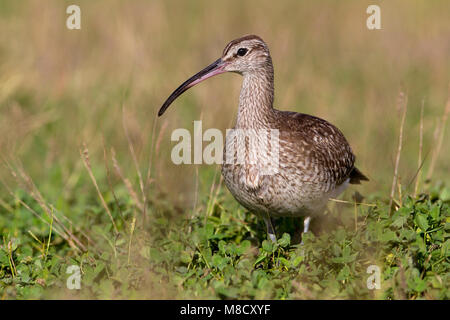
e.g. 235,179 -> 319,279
236,65 -> 275,129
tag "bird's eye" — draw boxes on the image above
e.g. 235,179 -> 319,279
237,48 -> 248,56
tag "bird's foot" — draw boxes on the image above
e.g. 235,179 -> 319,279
299,216 -> 312,246
303,216 -> 311,234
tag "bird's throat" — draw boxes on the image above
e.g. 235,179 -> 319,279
236,70 -> 275,129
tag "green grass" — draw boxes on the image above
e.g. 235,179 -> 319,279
0,179 -> 449,299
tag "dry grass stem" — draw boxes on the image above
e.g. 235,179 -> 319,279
414,99 -> 425,197
426,91 -> 450,180
80,143 -> 119,234
389,91 -> 408,215
111,148 -> 144,211
122,105 -> 147,223
102,138 -> 125,222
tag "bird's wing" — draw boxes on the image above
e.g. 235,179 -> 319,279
276,111 -> 358,188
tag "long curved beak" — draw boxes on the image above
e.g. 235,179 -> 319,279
158,58 -> 226,117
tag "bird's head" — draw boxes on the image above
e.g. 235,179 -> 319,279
158,35 -> 271,116
220,35 -> 271,74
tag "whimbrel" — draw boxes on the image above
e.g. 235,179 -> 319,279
159,35 -> 368,242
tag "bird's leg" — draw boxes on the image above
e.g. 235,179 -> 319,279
303,216 -> 311,233
264,214 -> 277,243
300,216 -> 311,245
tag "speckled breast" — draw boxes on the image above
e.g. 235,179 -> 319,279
221,130 -> 335,218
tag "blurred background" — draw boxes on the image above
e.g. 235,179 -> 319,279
0,0 -> 449,210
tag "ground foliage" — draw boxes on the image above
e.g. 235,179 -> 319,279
1,183 -> 448,299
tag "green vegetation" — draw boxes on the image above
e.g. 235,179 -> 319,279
0,1 -> 449,299
0,181 -> 449,299
145,185 -> 449,299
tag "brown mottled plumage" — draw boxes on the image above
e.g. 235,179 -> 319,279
159,35 -> 368,242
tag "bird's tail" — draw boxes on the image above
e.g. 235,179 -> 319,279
349,167 -> 369,184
